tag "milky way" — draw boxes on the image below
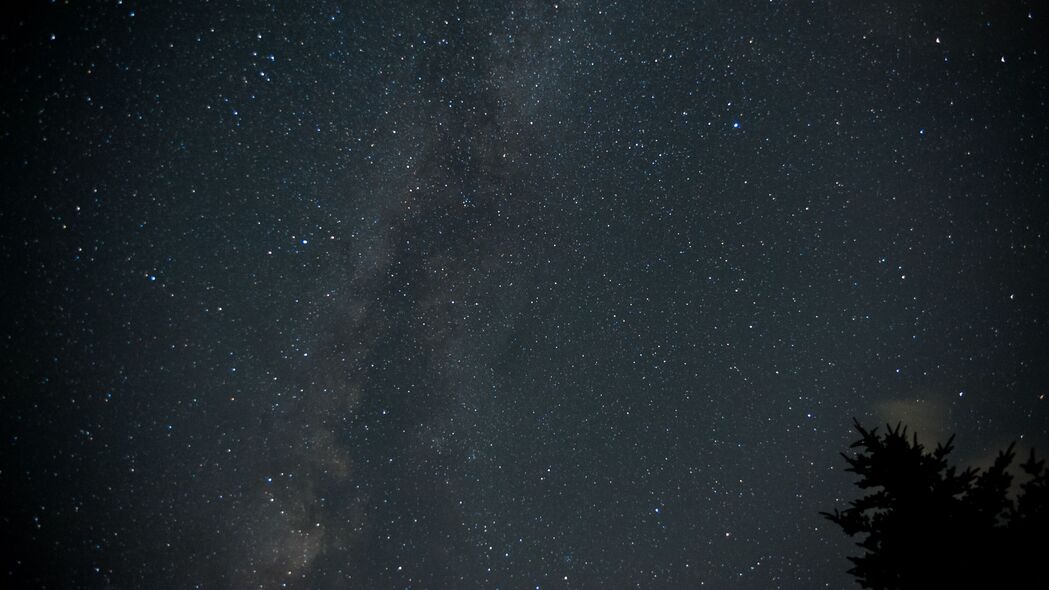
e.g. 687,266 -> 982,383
3,2 -> 1048,588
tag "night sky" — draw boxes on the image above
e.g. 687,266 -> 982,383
3,1 -> 1048,588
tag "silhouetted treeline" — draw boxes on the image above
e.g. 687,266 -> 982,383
824,420 -> 1047,589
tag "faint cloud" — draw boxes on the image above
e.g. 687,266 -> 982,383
873,397 -> 950,446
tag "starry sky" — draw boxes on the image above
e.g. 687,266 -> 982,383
2,1 -> 1048,588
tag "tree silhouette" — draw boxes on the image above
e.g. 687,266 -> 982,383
823,419 -> 1048,589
